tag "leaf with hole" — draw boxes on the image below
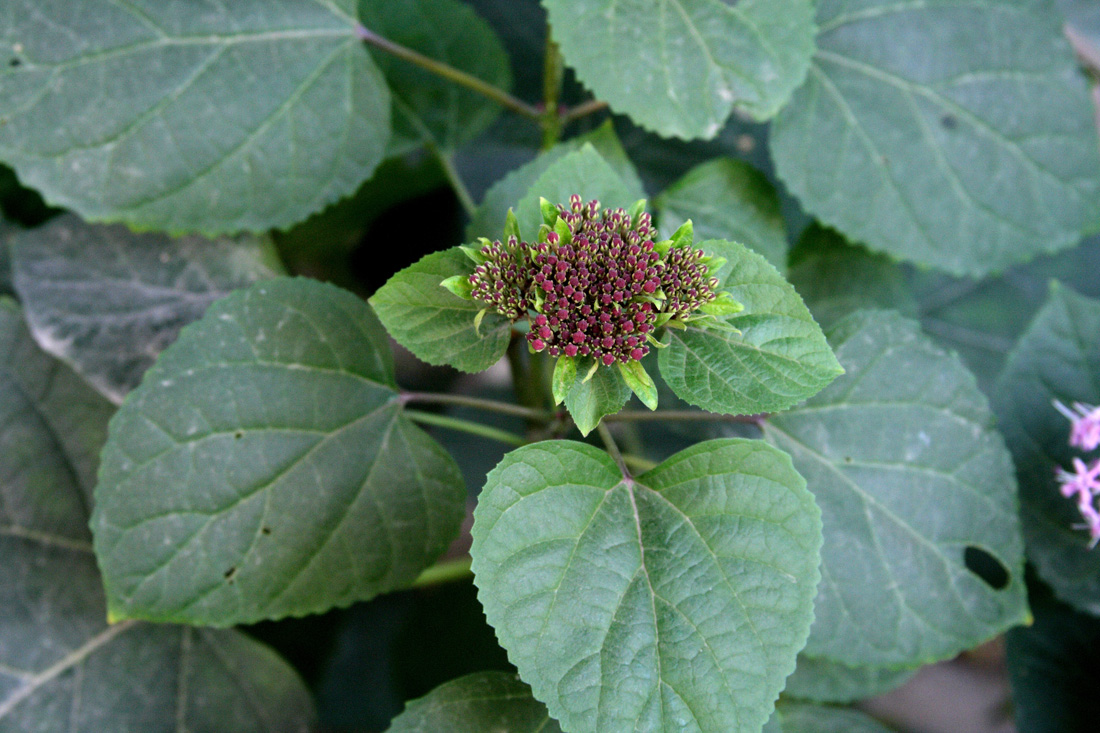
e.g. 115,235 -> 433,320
658,239 -> 843,416
0,0 -> 390,234
370,247 -> 513,372
0,300 -> 316,731
543,0 -> 816,138
471,439 -> 822,733
10,214 -> 283,404
91,277 -> 466,626
993,284 -> 1100,615
762,309 -> 1028,667
771,0 -> 1100,276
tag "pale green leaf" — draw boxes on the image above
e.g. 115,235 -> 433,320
618,360 -> 658,411
468,121 -> 645,241
771,0 -> 1100,276
783,655 -> 917,704
993,284 -> 1100,615
514,145 -> 636,242
387,672 -> 563,733
10,214 -> 282,404
543,0 -> 816,138
776,702 -> 893,733
656,158 -> 788,271
0,0 -> 390,234
763,309 -> 1028,667
564,361 -> 631,436
471,439 -> 822,733
92,278 -> 465,625
370,247 -> 512,373
552,355 -> 577,406
659,239 -> 843,416
0,300 -> 316,731
359,0 -> 511,155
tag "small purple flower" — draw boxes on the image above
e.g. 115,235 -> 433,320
1054,399 -> 1100,452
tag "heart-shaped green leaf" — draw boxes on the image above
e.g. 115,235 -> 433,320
543,0 -> 816,138
0,0 -> 390,234
659,239 -> 843,416
370,247 -> 513,373
771,0 -> 1100,276
92,277 -> 465,626
387,672 -> 563,732
471,439 -> 822,733
993,284 -> 1100,615
763,309 -> 1028,667
10,214 -> 282,404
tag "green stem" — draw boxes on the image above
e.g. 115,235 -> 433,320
622,454 -> 658,473
431,146 -> 477,216
540,29 -> 564,149
402,392 -> 551,420
561,99 -> 609,125
357,24 -> 541,121
406,410 -> 526,447
604,410 -> 765,424
597,423 -> 632,478
410,557 -> 473,588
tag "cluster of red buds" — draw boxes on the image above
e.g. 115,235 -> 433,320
455,195 -> 736,369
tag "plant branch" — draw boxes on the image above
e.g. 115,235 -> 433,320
410,556 -> 473,588
561,99 -> 609,125
604,410 -> 766,424
405,410 -> 526,447
540,29 -> 564,149
402,392 -> 551,420
597,423 -> 632,478
356,24 -> 541,121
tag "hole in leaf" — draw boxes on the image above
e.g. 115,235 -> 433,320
941,114 -> 957,129
9,58 -> 20,67
261,526 -> 272,535
224,566 -> 237,582
843,456 -> 852,464
964,546 -> 1009,590
234,430 -> 243,439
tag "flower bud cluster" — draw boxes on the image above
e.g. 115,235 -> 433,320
663,245 -> 721,321
468,236 -> 530,320
1054,400 -> 1100,547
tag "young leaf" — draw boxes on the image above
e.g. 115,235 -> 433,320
471,439 -> 822,733
387,672 -> 562,732
658,239 -> 843,416
543,0 -> 815,138
0,301 -> 316,731
770,0 -> 1100,277
783,655 -> 917,704
439,275 -> 475,300
564,361 -> 631,436
551,355 -> 577,406
514,146 -> 636,242
993,284 -> 1100,615
9,214 -> 282,404
763,310 -> 1028,668
656,158 -> 788,270
370,247 -> 512,373
359,0 -> 511,155
617,360 -> 658,411
0,0 -> 390,234
92,278 -> 466,626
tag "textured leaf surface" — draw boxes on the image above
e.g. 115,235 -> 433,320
360,0 -> 510,155
910,235 -> 1100,393
543,0 -> 816,138
993,284 -> 1100,614
763,310 -> 1028,667
1006,585 -> 1100,733
0,0 -> 390,234
370,247 -> 512,373
513,145 -> 636,241
471,439 -> 822,733
771,0 -> 1100,276
0,301 -> 316,732
783,655 -> 916,704
467,121 -> 645,241
387,672 -> 563,733
656,159 -> 787,270
10,214 -> 282,404
92,278 -> 465,625
659,239 -> 842,416
563,362 -> 632,436
776,702 -> 892,733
